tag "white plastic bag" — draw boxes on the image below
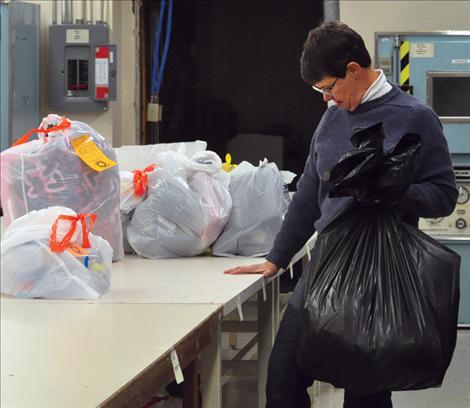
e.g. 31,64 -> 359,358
115,140 -> 207,172
120,164 -> 158,253
120,164 -> 158,214
151,148 -> 231,188
0,206 -> 113,299
121,210 -> 135,254
0,114 -> 123,261
127,150 -> 232,258
212,159 -> 295,257
120,171 -> 140,214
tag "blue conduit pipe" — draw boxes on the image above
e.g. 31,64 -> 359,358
150,0 -> 174,97
151,0 -> 166,97
156,0 -> 173,95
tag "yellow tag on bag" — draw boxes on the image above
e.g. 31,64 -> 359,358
71,134 -> 117,172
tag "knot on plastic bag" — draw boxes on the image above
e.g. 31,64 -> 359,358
50,213 -> 97,253
328,122 -> 421,205
258,158 -> 269,168
133,164 -> 157,196
13,117 -> 72,147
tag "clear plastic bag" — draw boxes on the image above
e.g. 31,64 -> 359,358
0,114 -> 123,261
115,141 -> 207,171
120,165 -> 157,212
127,151 -> 232,258
120,210 -> 135,254
119,165 -> 158,253
152,149 -> 231,188
120,171 -> 141,214
212,159 -> 294,257
1,206 -> 113,300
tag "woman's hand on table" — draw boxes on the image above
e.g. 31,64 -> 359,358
224,261 -> 280,278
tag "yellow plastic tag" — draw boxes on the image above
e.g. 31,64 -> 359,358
222,153 -> 238,172
71,134 -> 117,172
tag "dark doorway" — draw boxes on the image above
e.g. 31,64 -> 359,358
141,0 -> 325,179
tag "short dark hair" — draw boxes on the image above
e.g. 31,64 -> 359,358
300,21 -> 372,84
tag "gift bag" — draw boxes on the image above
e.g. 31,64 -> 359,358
127,151 -> 232,258
212,159 -> 295,257
0,114 -> 124,261
1,207 -> 113,299
298,123 -> 460,395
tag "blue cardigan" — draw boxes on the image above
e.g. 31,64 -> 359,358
267,86 -> 458,269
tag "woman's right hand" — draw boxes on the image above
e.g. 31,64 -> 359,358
224,260 -> 280,278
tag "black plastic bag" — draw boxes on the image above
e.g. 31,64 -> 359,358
298,123 -> 460,395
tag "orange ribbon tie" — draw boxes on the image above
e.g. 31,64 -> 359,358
50,213 -> 97,253
13,117 -> 72,147
133,164 -> 157,197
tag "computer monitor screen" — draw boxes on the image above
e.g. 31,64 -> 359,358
430,75 -> 470,118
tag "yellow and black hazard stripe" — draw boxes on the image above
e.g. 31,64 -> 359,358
399,40 -> 410,86
399,40 -> 413,94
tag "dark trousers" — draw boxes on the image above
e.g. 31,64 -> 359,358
265,273 -> 393,408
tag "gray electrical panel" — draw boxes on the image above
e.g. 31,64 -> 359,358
0,1 -> 41,151
48,24 -> 117,113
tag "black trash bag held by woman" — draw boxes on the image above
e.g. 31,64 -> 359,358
298,122 -> 460,395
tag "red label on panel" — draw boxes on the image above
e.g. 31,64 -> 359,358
95,47 -> 110,59
96,86 -> 109,99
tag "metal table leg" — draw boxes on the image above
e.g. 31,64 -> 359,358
201,320 -> 221,408
258,280 -> 275,408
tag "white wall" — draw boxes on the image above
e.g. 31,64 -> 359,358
112,0 -> 137,147
24,0 -> 136,146
339,0 -> 470,63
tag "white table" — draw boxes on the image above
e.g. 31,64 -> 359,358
100,246 -> 316,408
1,232 -> 316,408
104,256 -> 265,312
1,300 -> 222,408
107,255 -> 276,408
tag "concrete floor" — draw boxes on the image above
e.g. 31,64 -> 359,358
222,331 -> 470,408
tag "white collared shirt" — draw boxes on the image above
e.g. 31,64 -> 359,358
360,69 -> 392,103
327,69 -> 392,107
